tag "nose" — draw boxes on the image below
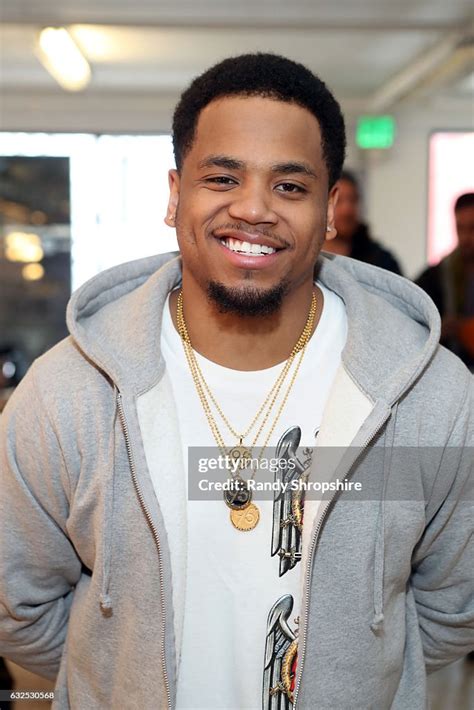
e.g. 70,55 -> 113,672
227,180 -> 278,225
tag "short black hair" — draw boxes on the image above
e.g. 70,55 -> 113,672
455,192 -> 474,212
172,53 -> 346,189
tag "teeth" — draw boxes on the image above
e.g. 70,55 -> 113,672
222,238 -> 276,255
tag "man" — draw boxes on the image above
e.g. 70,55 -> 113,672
416,192 -> 474,371
0,54 -> 472,710
323,169 -> 403,274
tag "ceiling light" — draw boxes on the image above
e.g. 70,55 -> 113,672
37,27 -> 91,92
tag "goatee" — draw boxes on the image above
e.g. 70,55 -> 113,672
207,281 -> 289,317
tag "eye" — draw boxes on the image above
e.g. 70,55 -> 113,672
204,176 -> 238,188
275,182 -> 307,194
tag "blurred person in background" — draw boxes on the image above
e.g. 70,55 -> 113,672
416,192 -> 474,371
324,169 -> 403,274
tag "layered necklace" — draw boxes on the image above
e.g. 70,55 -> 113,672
176,290 -> 316,531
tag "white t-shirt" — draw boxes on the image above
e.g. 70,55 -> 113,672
160,283 -> 347,710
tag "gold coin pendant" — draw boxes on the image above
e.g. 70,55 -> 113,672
230,503 -> 260,531
227,445 -> 252,470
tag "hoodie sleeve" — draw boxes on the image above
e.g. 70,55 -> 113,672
411,377 -> 474,673
0,362 -> 82,680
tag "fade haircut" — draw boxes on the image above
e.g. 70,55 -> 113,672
172,53 -> 346,189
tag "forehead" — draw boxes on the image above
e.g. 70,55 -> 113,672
189,95 -> 324,173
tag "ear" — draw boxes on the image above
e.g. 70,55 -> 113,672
164,169 -> 181,227
325,183 -> 339,241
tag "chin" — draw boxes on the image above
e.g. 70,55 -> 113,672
207,280 -> 289,317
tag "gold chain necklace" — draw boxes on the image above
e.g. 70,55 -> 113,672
176,290 -> 316,531
178,297 -> 315,444
177,291 -> 316,460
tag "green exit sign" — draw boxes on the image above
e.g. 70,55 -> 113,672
356,116 -> 395,149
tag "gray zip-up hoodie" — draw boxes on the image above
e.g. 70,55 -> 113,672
0,252 -> 472,709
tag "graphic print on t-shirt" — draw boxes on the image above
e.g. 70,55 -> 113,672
263,425 -> 317,709
272,426 -> 314,577
263,594 -> 299,709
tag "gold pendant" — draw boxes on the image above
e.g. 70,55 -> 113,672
223,476 -> 252,510
230,503 -> 260,531
227,445 -> 252,471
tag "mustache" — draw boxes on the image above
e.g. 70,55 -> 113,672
208,222 -> 291,249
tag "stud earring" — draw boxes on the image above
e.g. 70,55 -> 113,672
326,226 -> 332,232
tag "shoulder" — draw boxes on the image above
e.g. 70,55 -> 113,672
407,344 -> 472,444
21,336 -> 115,438
352,226 -> 402,275
370,240 -> 403,275
34,335 -> 112,395
415,262 -> 442,286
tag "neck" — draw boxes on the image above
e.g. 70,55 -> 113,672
169,275 -> 323,371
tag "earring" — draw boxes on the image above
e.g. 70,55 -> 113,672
169,214 -> 176,222
326,226 -> 332,232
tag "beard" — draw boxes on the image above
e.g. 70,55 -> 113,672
207,279 -> 289,317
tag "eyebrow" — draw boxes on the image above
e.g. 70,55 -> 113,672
198,155 -> 245,171
197,155 -> 317,179
271,162 -> 317,179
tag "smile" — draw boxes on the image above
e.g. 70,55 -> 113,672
220,237 -> 277,256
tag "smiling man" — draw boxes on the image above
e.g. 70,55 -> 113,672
0,54 -> 473,710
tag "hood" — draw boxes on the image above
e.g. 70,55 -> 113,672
66,250 -> 441,404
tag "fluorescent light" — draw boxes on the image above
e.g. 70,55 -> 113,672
37,27 -> 91,92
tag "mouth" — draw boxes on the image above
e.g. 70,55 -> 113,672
219,237 -> 278,256
211,228 -> 288,270
213,229 -> 287,264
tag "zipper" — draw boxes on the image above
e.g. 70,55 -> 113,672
293,411 -> 390,707
116,391 -> 172,710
